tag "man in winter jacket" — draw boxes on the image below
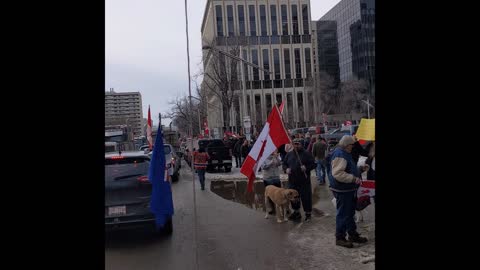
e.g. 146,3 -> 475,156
328,135 -> 368,248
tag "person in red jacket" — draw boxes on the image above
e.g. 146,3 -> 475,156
193,148 -> 209,190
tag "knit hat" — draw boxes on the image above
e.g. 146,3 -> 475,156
338,135 -> 356,148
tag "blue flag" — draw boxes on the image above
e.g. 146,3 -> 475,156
148,125 -> 174,229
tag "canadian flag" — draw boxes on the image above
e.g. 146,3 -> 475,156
357,180 -> 375,198
240,105 -> 290,192
147,105 -> 153,150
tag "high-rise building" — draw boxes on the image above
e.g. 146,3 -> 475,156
201,0 -> 316,133
105,89 -> 144,137
316,0 -> 375,94
314,20 -> 340,88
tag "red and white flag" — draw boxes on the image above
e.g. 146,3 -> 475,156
279,101 -> 285,114
147,105 -> 153,150
357,180 -> 375,198
240,105 -> 291,192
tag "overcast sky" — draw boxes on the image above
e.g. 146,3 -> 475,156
106,0 -> 341,126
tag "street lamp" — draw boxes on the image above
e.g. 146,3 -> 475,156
189,95 -> 203,137
361,98 -> 374,119
202,45 -> 272,141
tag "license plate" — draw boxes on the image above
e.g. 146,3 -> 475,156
212,160 -> 218,164
108,206 -> 126,216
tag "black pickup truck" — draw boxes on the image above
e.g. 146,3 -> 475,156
198,139 -> 233,172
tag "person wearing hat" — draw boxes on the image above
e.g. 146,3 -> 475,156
282,138 -> 316,222
328,135 -> 368,248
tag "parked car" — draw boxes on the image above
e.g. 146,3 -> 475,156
198,139 -> 233,172
147,143 -> 181,182
105,151 -> 173,234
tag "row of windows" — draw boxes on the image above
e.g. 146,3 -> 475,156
237,47 -> 312,81
215,35 -> 311,46
105,96 -> 140,100
230,78 -> 311,91
105,103 -> 141,107
215,4 -> 310,38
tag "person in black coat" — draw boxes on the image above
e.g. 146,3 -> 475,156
282,138 -> 316,222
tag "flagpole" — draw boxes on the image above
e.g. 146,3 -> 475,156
184,1 -> 199,269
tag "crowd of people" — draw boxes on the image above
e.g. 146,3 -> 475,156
191,126 -> 375,249
260,130 -> 376,248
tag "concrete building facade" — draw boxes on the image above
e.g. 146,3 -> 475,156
105,89 -> 144,137
201,0 -> 317,135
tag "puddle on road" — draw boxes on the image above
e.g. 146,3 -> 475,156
210,179 -> 327,217
209,180 -> 286,212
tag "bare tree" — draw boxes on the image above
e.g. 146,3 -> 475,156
165,95 -> 202,136
201,40 -> 245,132
337,78 -> 369,114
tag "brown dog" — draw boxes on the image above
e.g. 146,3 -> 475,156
264,185 -> 299,223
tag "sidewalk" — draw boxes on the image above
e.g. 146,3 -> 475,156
205,167 -> 376,267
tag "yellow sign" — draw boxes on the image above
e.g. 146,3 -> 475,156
355,118 -> 375,141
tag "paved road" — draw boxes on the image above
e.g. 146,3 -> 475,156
105,160 -> 375,270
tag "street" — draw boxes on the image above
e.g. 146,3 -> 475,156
105,160 -> 375,270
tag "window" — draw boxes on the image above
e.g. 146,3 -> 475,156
260,5 -> 267,36
216,5 -> 224,37
238,5 -> 245,36
281,5 -> 288,35
270,5 -> 278,36
227,5 -> 234,36
249,5 -> 256,36
302,4 -> 309,35
297,92 -> 304,123
252,49 -> 259,80
276,93 -> 282,105
284,49 -> 291,79
271,35 -> 280,44
263,49 -> 270,81
266,94 -> 272,115
291,4 -> 298,35
273,49 -> 280,80
294,48 -> 302,79
305,48 -> 312,78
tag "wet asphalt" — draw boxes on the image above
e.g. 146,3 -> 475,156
105,161 -> 375,270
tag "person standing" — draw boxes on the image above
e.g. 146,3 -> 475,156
193,147 -> 209,190
312,136 -> 328,185
282,139 -> 316,222
261,150 -> 282,188
233,137 -> 244,168
240,139 -> 251,165
327,135 -> 368,248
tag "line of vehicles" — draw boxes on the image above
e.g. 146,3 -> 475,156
105,126 -> 182,235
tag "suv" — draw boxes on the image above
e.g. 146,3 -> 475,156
321,125 -> 359,145
198,139 -> 233,172
105,151 -> 173,234
147,144 -> 181,182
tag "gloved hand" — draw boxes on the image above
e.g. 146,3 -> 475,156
286,168 -> 291,174
301,165 -> 306,172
